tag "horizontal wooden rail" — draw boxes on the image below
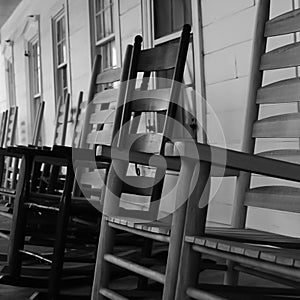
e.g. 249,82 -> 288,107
104,254 -> 165,284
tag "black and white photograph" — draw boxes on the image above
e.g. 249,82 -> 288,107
0,0 -> 299,299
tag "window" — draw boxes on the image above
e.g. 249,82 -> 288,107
30,40 -> 41,97
95,0 -> 114,42
28,37 -> 42,115
90,0 -> 118,69
52,11 -> 69,104
23,15 -> 44,144
153,0 -> 193,85
145,0 -> 196,138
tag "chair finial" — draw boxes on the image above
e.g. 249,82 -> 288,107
134,35 -> 143,45
183,24 -> 191,34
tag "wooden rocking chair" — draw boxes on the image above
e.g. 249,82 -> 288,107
174,1 -> 300,298
0,48 -> 132,299
0,110 -> 8,148
91,24 -> 191,300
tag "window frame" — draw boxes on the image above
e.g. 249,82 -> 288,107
89,0 -> 121,69
22,14 -> 44,144
28,35 -> 42,101
52,7 -> 72,107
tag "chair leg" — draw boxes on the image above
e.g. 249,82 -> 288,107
175,161 -> 211,300
48,167 -> 74,300
137,239 -> 153,289
162,204 -> 187,300
47,165 -> 61,194
91,217 -> 115,300
10,157 -> 20,204
162,157 -> 198,300
175,239 -> 204,300
6,156 -> 33,281
224,260 -> 239,285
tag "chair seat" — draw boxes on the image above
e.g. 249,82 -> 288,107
205,227 -> 300,248
0,284 -> 37,299
187,235 -> 300,271
106,216 -> 171,238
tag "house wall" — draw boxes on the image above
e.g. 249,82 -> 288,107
0,0 -> 143,145
0,0 -> 91,145
201,0 -> 257,226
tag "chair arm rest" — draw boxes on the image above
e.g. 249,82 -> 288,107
97,145 -> 181,172
52,145 -> 71,152
7,146 -> 71,160
175,141 -> 300,183
0,147 -> 23,158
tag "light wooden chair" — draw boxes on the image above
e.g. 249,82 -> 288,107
175,1 -> 300,298
0,106 -> 18,206
91,24 -> 191,300
72,91 -> 85,148
36,94 -> 70,193
0,110 -> 8,148
3,107 -> 18,149
31,101 -> 45,147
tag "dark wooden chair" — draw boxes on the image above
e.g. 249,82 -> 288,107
91,24 -> 191,300
0,49 -> 132,299
0,102 -> 44,204
175,1 -> 300,299
0,102 -> 45,247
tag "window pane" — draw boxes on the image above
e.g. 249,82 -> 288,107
154,0 -> 192,38
62,41 -> 67,63
57,65 -> 68,99
33,44 -> 39,94
184,0 -> 192,26
62,66 -> 68,90
57,19 -> 61,42
95,0 -> 101,14
57,43 -> 63,65
111,41 -> 117,66
101,43 -> 109,69
100,39 -> 116,69
96,14 -> 104,41
95,0 -> 113,42
61,16 -> 66,40
154,0 -> 172,39
110,0 -> 114,32
172,0 -> 185,33
104,5 -> 113,36
57,68 -> 62,97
